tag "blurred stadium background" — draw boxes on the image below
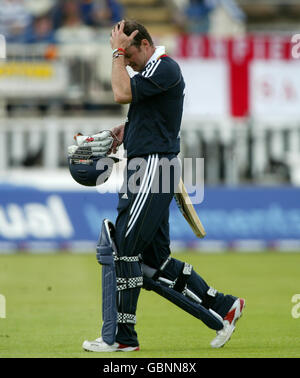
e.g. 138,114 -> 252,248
0,0 -> 300,254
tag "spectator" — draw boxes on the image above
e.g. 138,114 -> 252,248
0,0 -> 32,42
185,0 -> 214,33
52,0 -> 123,31
54,0 -> 96,44
81,0 -> 124,27
24,0 -> 57,43
25,14 -> 56,44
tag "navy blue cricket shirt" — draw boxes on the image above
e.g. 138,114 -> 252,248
123,47 -> 185,158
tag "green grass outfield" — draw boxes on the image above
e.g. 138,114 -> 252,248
0,251 -> 300,358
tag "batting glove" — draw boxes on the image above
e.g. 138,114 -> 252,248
69,130 -> 114,158
79,130 -> 114,157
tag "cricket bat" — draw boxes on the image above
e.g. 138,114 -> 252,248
174,177 -> 206,238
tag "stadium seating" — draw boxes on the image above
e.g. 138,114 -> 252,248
119,0 -> 181,35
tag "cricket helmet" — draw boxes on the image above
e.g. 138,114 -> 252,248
68,146 -> 119,187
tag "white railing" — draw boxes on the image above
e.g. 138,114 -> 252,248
0,117 -> 119,170
250,117 -> 300,185
1,116 -> 300,185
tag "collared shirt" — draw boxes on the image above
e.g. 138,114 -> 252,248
123,46 -> 185,158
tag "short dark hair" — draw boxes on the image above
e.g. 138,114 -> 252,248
122,20 -> 154,48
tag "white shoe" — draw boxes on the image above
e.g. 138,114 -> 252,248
82,337 -> 140,352
210,298 -> 245,348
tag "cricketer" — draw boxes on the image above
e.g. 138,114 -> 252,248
68,19 -> 245,352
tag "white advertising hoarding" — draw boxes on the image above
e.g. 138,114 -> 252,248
0,61 -> 68,97
177,59 -> 229,118
250,60 -> 300,119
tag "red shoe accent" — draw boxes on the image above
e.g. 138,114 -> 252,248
117,343 -> 140,351
224,299 -> 245,324
239,298 -> 245,312
224,308 -> 236,324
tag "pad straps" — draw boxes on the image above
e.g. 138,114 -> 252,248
146,257 -> 218,310
154,257 -> 193,295
152,256 -> 171,280
114,255 -> 143,325
114,255 -> 143,291
173,263 -> 193,293
201,287 -> 218,309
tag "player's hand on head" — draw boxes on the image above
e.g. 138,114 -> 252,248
110,20 -> 138,50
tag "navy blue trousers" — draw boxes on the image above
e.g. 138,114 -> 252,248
113,154 -> 235,346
